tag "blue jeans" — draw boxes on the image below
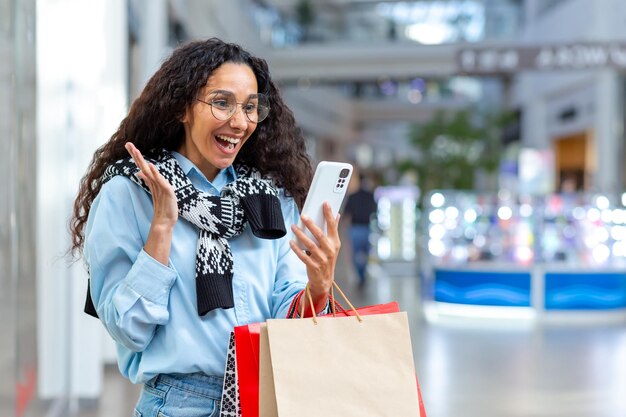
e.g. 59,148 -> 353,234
134,373 -> 223,417
350,224 -> 371,285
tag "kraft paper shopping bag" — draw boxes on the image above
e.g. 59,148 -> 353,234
238,301 -> 413,417
266,310 -> 421,417
239,281 -> 426,417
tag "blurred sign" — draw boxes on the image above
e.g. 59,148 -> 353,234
519,148 -> 554,195
457,42 -> 626,74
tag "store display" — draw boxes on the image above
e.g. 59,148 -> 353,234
423,191 -> 626,268
374,185 -> 420,262
422,190 -> 626,315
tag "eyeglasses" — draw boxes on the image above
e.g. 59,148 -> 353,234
197,90 -> 270,123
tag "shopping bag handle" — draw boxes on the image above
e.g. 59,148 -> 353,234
329,282 -> 362,321
300,281 -> 363,324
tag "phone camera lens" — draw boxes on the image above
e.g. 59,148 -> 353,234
339,168 -> 350,178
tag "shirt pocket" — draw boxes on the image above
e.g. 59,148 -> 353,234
231,278 -> 250,324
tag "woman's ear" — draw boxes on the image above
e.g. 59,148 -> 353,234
179,108 -> 190,124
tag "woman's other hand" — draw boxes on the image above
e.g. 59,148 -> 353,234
289,202 -> 341,312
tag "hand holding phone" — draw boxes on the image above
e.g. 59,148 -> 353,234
296,161 -> 353,249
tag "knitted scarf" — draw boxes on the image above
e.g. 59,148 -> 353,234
84,149 -> 286,317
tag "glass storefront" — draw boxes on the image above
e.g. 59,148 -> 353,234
1,0 -> 40,416
250,0 -> 523,47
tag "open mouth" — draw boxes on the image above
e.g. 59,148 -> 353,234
215,134 -> 241,151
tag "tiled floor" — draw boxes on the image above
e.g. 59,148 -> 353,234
73,261 -> 626,417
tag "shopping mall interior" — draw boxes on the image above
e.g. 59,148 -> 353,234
3,0 -> 626,416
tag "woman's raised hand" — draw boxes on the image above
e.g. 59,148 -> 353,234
126,142 -> 178,227
125,142 -> 178,265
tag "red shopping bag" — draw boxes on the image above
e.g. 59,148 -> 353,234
234,298 -> 427,417
234,323 -> 261,417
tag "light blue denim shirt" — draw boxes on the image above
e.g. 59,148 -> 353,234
84,151 -> 307,384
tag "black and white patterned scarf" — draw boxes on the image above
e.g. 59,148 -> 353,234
84,149 -> 286,317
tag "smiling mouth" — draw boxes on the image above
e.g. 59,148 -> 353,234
215,134 -> 241,151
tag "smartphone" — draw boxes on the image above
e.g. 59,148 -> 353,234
296,161 -> 353,249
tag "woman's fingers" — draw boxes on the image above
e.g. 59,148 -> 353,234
150,163 -> 175,195
291,203 -> 344,302
125,142 -> 178,225
291,221 -> 318,254
321,203 -> 341,251
126,142 -> 156,186
323,202 -> 340,237
289,239 -> 315,264
298,204 -> 341,254
125,143 -> 164,192
290,218 -> 336,264
137,165 -> 157,194
300,215 -> 326,246
125,142 -> 149,173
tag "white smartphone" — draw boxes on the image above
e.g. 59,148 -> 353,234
296,161 -> 353,249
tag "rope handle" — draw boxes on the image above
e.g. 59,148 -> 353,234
299,281 -> 363,324
328,285 -> 358,316
299,283 -> 315,323
330,281 -> 362,321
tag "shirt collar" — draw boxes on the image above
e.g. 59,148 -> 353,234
170,151 -> 236,191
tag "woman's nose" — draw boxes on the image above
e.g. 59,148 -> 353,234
229,105 -> 249,130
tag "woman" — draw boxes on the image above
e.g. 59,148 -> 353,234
70,38 -> 339,416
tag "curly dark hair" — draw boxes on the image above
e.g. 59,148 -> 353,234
69,38 -> 312,256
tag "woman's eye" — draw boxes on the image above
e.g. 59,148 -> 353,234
211,99 -> 231,110
243,102 -> 258,113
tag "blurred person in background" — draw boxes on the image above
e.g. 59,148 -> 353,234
344,170 -> 377,289
69,38 -> 340,417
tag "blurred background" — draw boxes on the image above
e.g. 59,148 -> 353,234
3,0 -> 626,416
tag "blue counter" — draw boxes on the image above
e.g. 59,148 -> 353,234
430,265 -> 626,320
